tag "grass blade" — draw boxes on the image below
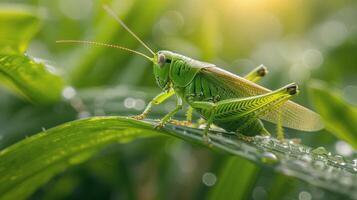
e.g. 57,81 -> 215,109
0,5 -> 41,54
209,157 -> 259,200
0,117 -> 158,200
309,80 -> 357,149
0,5 -> 64,104
0,55 -> 64,104
1,116 -> 357,200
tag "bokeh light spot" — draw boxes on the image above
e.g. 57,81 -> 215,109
320,20 -> 348,47
335,140 -> 354,156
202,172 -> 217,187
299,191 -> 312,200
62,86 -> 76,100
302,49 -> 323,69
343,85 -> 357,106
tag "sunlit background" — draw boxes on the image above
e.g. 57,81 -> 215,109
1,0 -> 357,199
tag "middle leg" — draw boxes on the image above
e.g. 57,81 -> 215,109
155,94 -> 184,128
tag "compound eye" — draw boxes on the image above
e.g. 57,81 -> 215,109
158,54 -> 166,67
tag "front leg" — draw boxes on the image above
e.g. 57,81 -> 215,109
155,94 -> 183,128
133,89 -> 175,120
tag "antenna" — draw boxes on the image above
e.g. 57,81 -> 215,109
103,4 -> 156,56
56,40 -> 153,61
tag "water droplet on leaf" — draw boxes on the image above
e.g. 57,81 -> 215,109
261,152 -> 278,164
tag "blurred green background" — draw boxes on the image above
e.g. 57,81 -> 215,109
1,0 -> 357,199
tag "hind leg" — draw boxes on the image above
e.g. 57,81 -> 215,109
189,83 -> 298,143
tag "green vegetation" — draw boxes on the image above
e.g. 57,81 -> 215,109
1,1 -> 357,200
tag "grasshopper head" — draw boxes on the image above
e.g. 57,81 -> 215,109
152,50 -> 177,89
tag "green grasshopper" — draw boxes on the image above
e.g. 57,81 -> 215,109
58,5 -> 323,142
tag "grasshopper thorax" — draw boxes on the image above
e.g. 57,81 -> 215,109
153,50 -> 212,90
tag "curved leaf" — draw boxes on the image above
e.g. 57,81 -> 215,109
0,5 -> 41,54
1,116 -> 357,200
0,117 -> 159,200
0,55 -> 64,104
0,5 -> 64,104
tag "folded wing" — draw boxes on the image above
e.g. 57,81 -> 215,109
202,66 -> 324,132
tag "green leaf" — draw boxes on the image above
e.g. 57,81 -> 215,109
1,116 -> 357,200
0,117 -> 159,200
309,80 -> 357,149
0,5 -> 41,54
0,5 -> 64,104
0,54 -> 64,104
209,157 -> 259,200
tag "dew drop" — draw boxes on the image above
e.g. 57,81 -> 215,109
312,147 -> 328,155
301,154 -> 312,163
198,124 -> 206,129
281,142 -> 289,149
352,159 -> 357,167
261,152 -> 278,164
330,154 -> 346,166
298,146 -> 308,153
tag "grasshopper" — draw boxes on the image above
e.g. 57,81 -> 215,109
58,5 -> 323,142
